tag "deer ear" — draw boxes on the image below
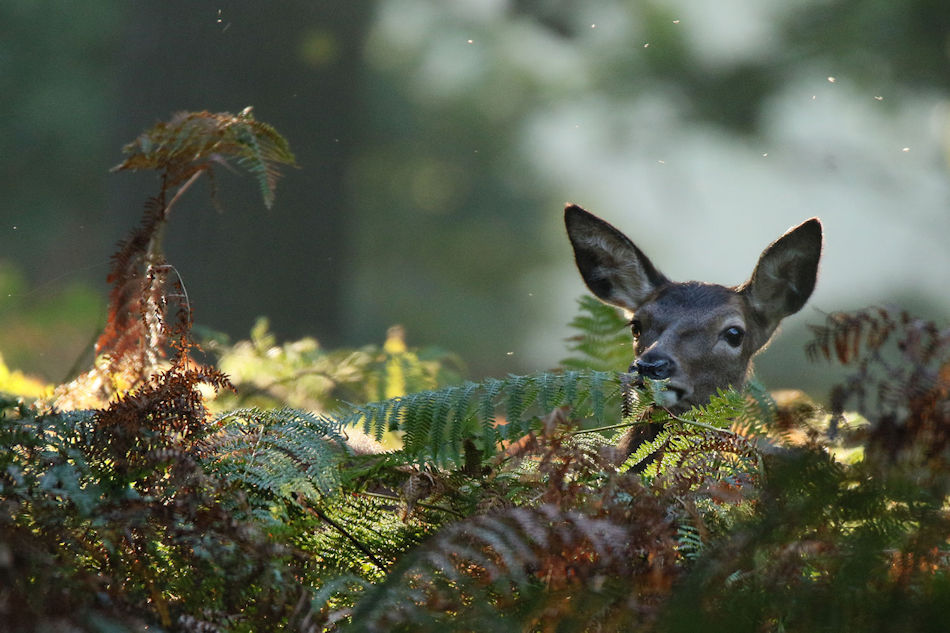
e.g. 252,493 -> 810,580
565,204 -> 669,311
742,217 -> 823,332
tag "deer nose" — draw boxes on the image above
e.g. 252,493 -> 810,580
633,357 -> 675,380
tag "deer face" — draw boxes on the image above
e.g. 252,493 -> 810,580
628,282 -> 756,412
565,204 -> 822,414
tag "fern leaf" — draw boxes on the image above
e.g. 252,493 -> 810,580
230,113 -> 295,208
586,370 -> 612,421
428,389 -> 454,459
504,374 -> 534,426
479,377 -> 505,424
449,381 -> 479,453
58,110 -> 296,409
114,108 -> 296,207
561,369 -> 581,407
535,370 -> 563,412
346,504 -> 641,632
562,295 -> 632,372
622,426 -> 674,474
338,370 -> 625,465
208,407 -> 347,498
676,523 -> 705,560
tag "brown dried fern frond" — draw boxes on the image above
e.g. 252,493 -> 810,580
807,306 -> 950,476
55,109 -> 293,409
91,360 -> 232,477
348,500 -> 679,632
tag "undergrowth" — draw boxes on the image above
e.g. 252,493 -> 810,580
2,111 -> 949,632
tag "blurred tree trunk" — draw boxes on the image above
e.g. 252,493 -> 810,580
110,1 -> 372,346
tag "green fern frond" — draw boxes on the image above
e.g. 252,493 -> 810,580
562,295 -> 632,372
742,379 -> 777,431
503,373 -> 535,422
618,386 -> 765,479
449,380 -> 479,450
478,377 -> 505,423
622,426 -> 675,474
231,113 -> 295,208
678,388 -> 751,429
676,523 -> 705,560
302,492 -> 433,581
534,370 -> 562,412
207,407 -> 347,500
621,378 -> 655,422
309,573 -> 371,626
337,370 -> 622,464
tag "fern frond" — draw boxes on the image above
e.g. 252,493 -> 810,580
346,504 -> 634,631
562,295 -> 632,372
739,379 -> 777,436
676,523 -> 705,560
622,426 -> 675,474
449,380 -> 479,451
57,111 -> 295,410
207,407 -> 348,499
478,377 -> 505,423
338,470 -> 683,633
114,107 -> 296,207
301,492 -> 432,581
503,373 -> 535,422
231,113 -> 296,209
806,306 -> 950,470
337,370 -> 622,464
617,386 -> 764,486
309,573 -> 371,629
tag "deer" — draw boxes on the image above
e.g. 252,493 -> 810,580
564,203 -> 823,460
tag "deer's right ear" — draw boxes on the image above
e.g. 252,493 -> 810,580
564,204 -> 669,311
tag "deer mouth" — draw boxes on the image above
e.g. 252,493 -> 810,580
657,386 -> 688,409
625,373 -> 689,409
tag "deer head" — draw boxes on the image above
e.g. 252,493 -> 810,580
565,203 -> 822,415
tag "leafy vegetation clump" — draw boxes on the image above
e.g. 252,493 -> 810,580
3,112 -> 950,632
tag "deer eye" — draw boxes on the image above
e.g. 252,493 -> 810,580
630,319 -> 642,340
722,326 -> 745,348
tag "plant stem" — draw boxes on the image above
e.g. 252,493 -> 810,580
664,412 -> 742,437
360,490 -> 464,518
570,421 -> 635,436
299,499 -> 389,572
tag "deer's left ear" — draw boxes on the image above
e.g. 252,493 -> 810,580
741,218 -> 823,335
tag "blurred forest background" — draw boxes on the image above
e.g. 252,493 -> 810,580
2,0 -> 950,400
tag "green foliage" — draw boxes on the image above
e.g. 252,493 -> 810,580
208,407 -> 349,500
656,306 -> 950,633
205,407 -> 434,585
8,283 -> 950,632
1,366 -> 304,632
622,386 -> 766,475
329,405 -> 681,632
662,447 -> 950,633
562,294 -> 633,372
7,104 -> 950,632
339,368 -> 621,463
209,318 -> 462,415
